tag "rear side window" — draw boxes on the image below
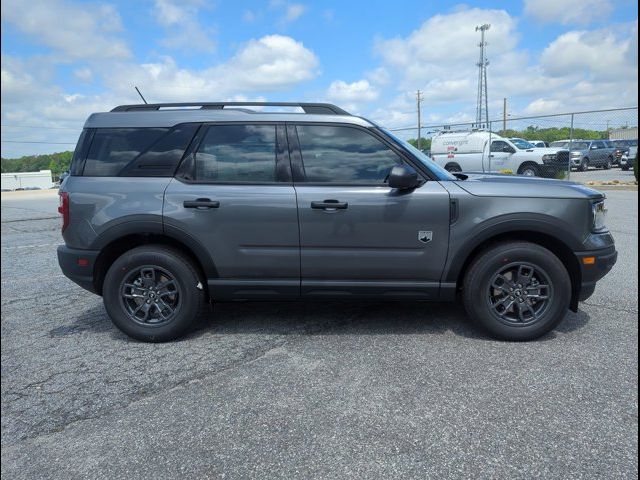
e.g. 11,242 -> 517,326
295,125 -> 401,184
69,129 -> 91,175
118,124 -> 199,176
194,125 -> 277,182
83,128 -> 168,176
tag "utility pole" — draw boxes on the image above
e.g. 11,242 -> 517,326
503,97 -> 507,133
416,90 -> 423,150
475,24 -> 490,129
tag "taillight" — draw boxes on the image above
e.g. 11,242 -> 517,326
58,192 -> 69,232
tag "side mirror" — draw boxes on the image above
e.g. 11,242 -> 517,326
388,164 -> 420,190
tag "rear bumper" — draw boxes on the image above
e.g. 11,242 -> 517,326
574,245 -> 618,303
57,245 -> 100,294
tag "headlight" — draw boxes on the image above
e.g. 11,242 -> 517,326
542,154 -> 556,161
592,200 -> 607,232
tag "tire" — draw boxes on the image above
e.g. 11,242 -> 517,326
579,158 -> 589,172
518,163 -> 539,177
604,156 -> 613,169
622,166 -> 630,171
462,242 -> 571,341
445,163 -> 462,173
103,245 -> 204,342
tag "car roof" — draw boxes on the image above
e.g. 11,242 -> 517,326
84,102 -> 375,129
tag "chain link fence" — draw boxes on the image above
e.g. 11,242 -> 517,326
390,107 -> 638,179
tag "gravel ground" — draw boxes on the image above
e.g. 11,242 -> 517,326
1,189 -> 637,479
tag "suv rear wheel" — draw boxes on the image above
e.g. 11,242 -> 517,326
103,245 -> 204,342
462,242 -> 571,340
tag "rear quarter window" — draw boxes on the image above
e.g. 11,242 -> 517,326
80,125 -> 199,177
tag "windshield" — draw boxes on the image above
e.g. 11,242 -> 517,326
550,141 -> 568,148
510,138 -> 536,150
379,128 -> 456,181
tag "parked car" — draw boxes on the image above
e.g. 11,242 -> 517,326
566,140 -> 616,171
611,139 -> 638,169
431,131 -> 569,177
510,138 -> 548,148
58,102 -> 617,342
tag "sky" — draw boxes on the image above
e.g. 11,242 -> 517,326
1,0 -> 638,158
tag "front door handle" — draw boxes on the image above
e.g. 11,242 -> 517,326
183,198 -> 220,209
311,199 -> 348,210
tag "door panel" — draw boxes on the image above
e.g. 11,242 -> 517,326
295,182 -> 451,298
163,123 -> 300,299
164,181 -> 299,297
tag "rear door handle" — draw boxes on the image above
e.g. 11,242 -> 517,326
183,198 -> 220,209
311,200 -> 348,210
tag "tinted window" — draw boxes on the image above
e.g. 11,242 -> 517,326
70,129 -> 91,175
296,125 -> 401,183
490,140 -> 509,152
195,125 -> 277,182
119,124 -> 199,177
84,128 -> 168,176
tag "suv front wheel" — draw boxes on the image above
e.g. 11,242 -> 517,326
462,242 -> 571,340
103,245 -> 204,342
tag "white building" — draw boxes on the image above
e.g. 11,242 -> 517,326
609,127 -> 638,140
1,170 -> 54,190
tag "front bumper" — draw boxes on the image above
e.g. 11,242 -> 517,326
57,245 -> 100,294
573,244 -> 618,304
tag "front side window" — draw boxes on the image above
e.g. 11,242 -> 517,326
490,140 -> 509,152
194,125 -> 277,182
296,125 -> 401,183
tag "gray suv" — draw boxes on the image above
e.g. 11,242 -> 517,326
58,102 -> 617,342
563,140 -> 616,171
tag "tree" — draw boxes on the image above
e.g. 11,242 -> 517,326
407,137 -> 432,151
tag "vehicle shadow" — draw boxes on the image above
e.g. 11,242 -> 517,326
52,300 -> 591,343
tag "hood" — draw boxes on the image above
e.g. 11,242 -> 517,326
454,173 -> 604,199
533,147 -> 569,155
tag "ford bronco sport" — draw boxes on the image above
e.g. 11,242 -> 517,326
58,102 -> 617,342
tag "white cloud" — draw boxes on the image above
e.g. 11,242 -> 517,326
153,0 -> 216,53
1,0 -> 130,61
540,26 -> 637,81
524,0 -> 612,26
327,80 -> 379,103
375,7 -> 518,77
269,0 -> 306,25
73,67 -> 93,82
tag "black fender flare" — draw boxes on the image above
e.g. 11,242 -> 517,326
89,216 -> 218,279
442,213 -> 583,284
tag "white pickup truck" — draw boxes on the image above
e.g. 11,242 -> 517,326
431,131 -> 569,177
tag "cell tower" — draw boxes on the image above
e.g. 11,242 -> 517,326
475,24 -> 490,129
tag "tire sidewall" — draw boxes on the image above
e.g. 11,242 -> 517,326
464,244 -> 571,340
103,247 -> 202,342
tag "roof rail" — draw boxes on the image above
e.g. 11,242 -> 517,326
110,102 -> 350,115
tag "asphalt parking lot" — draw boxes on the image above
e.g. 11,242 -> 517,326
1,185 -> 638,479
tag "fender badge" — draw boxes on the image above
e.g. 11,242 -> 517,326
418,231 -> 433,244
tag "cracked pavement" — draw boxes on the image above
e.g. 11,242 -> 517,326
1,189 -> 637,479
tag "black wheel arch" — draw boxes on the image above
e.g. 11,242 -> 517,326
90,221 -> 215,296
443,218 -> 583,312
